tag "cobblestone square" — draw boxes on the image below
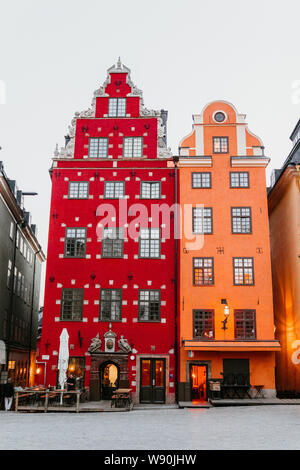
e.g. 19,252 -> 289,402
1,405 -> 300,450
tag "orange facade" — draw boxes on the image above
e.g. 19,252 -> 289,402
177,101 -> 280,401
268,125 -> 300,396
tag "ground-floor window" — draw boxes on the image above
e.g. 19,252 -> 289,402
56,357 -> 85,389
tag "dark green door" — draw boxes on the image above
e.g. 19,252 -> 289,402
140,358 -> 166,404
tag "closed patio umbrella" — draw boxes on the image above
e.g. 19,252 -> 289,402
58,328 -> 69,404
0,340 -> 6,365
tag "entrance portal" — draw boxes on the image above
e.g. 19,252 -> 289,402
100,362 -> 119,400
190,365 -> 207,401
140,358 -> 166,404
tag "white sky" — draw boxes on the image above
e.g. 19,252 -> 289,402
0,0 -> 299,302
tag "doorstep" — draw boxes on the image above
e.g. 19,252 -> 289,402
133,404 -> 178,411
210,398 -> 300,406
178,401 -> 211,409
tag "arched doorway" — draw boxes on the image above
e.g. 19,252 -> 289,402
100,362 -> 119,400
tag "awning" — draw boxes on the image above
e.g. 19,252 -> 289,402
0,340 -> 6,365
183,340 -> 281,352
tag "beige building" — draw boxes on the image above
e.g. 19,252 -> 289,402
268,119 -> 300,396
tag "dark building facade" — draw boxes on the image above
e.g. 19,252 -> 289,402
0,162 -> 45,387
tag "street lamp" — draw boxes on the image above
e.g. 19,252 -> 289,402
221,304 -> 230,330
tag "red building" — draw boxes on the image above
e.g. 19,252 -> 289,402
38,59 -> 176,404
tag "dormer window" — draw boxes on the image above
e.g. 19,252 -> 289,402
108,98 -> 126,117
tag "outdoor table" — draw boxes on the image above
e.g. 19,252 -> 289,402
111,388 -> 132,408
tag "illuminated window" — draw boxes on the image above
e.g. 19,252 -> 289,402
193,310 -> 214,339
193,258 -> 214,285
233,258 -> 254,285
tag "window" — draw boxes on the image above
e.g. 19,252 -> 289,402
235,310 -> 256,339
140,182 -> 161,199
193,258 -> 214,285
138,290 -> 161,322
101,227 -> 124,258
192,208 -> 213,234
230,172 -> 249,188
7,260 -> 12,289
21,274 -> 25,300
123,137 -> 143,158
68,182 -> 89,199
66,357 -> 85,389
108,98 -> 126,117
231,207 -> 252,234
104,181 -> 125,199
193,310 -> 214,339
13,267 -> 17,293
2,311 -> 8,339
17,271 -> 22,296
9,222 -> 14,240
65,228 -> 86,258
100,289 -> 122,321
214,111 -> 226,123
88,138 -> 108,158
60,289 -> 84,321
213,137 -> 228,153
233,258 -> 254,285
139,228 -> 161,258
192,172 -> 211,188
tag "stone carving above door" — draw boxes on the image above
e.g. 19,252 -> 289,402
87,324 -> 132,355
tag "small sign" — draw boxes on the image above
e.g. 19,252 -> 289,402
210,381 -> 221,391
42,355 -> 49,360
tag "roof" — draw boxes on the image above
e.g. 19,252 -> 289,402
268,124 -> 300,195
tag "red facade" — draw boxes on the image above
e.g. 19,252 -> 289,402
38,60 -> 176,403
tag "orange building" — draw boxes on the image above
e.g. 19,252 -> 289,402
176,101 -> 280,402
268,119 -> 300,397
